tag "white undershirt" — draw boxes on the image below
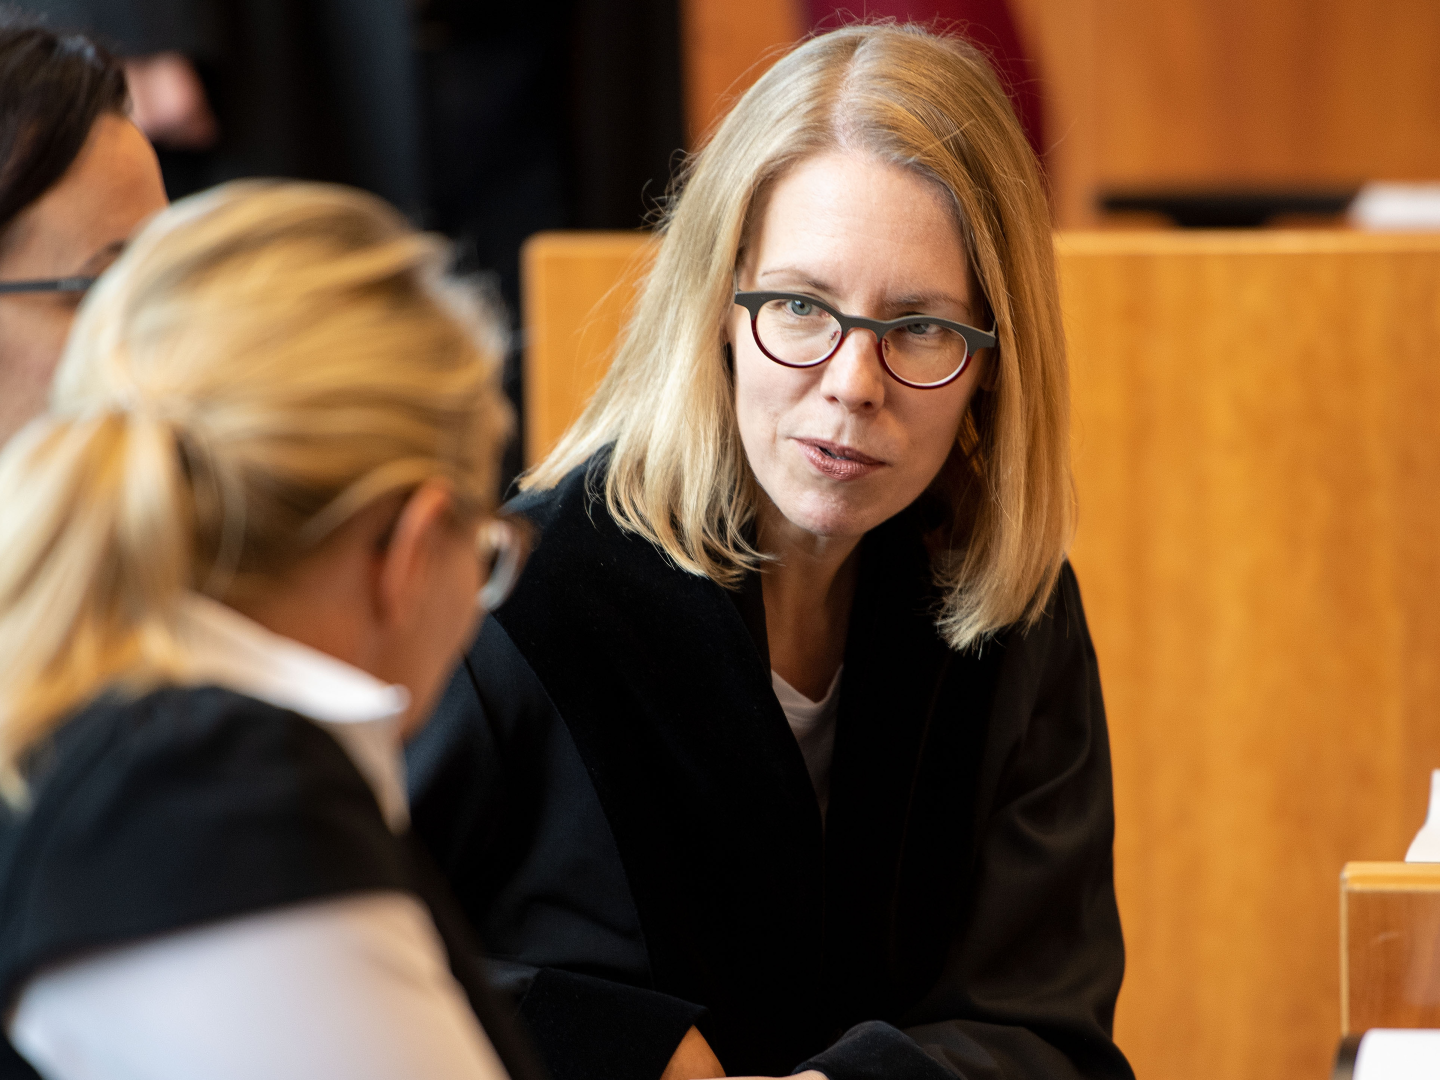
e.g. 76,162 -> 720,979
771,666 -> 842,816
6,593 -> 508,1080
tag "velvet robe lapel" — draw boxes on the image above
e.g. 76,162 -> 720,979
823,514 -> 1003,1026
496,480 -> 828,1073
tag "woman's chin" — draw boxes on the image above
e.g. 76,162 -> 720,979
771,489 -> 894,543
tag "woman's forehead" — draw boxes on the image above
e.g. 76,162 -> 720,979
746,152 -> 971,309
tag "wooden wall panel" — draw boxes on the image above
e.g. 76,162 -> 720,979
1060,231 -> 1440,1080
680,0 -> 804,146
523,229 -> 1440,1080
1091,0 -> 1440,189
682,0 -> 1440,224
520,232 -> 656,464
1008,0 -> 1440,224
1006,0 -> 1098,228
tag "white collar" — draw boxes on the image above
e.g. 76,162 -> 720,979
174,593 -> 412,832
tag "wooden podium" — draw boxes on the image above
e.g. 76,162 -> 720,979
1342,863 -> 1440,1035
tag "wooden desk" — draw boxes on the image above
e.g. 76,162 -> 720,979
520,229 -> 1440,1080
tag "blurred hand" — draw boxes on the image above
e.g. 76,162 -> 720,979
124,52 -> 218,150
660,1026 -> 725,1080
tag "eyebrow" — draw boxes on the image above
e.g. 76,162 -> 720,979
754,268 -> 840,295
754,267 -> 971,316
888,290 -> 971,313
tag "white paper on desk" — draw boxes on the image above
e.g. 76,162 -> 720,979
1405,770 -> 1440,862
1349,183 -> 1440,230
1355,1030 -> 1440,1079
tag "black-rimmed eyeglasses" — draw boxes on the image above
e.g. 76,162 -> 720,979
734,290 -> 997,390
0,276 -> 97,295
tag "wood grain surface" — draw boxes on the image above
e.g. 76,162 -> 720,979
679,1 -> 1440,227
522,228 -> 1440,1080
1007,0 -> 1440,225
1341,863 -> 1440,1034
1061,231 -> 1440,1080
519,231 -> 656,464
679,0 -> 804,147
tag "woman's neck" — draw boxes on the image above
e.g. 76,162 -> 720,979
757,500 -> 862,701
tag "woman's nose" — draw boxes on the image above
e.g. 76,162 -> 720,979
820,328 -> 888,410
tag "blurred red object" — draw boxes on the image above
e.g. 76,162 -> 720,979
806,0 -> 1045,166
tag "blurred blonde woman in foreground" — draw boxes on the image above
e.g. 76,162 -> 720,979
0,182 -> 542,1080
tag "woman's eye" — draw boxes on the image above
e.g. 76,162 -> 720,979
905,321 -> 936,336
786,299 -> 815,317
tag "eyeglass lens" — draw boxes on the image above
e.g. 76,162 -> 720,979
754,297 -> 969,386
476,519 -> 526,611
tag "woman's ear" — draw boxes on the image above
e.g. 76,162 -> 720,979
374,480 -> 456,630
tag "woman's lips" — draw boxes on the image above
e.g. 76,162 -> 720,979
796,438 -> 886,480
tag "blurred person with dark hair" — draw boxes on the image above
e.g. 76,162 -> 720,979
19,1 -> 686,487
0,12 -> 167,445
11,0 -> 421,212
415,0 -> 684,483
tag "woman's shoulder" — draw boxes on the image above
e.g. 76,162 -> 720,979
974,559 -> 1101,730
1013,559 -> 1092,656
484,452 -> 747,697
19,685 -> 387,825
503,451 -> 703,602
964,559 -> 1092,679
0,686 -> 411,1007
505,452 -> 616,543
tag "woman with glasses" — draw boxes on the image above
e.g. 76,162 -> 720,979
411,22 -> 1133,1080
0,181 -> 540,1080
0,14 -> 168,447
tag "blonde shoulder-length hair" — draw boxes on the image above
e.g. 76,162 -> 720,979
528,22 -> 1072,651
0,180 -> 510,801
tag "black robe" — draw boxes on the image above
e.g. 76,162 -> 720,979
408,457 -> 1135,1080
0,686 -> 545,1080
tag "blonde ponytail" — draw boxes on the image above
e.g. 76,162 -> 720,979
0,180 -> 510,802
0,412 -> 191,795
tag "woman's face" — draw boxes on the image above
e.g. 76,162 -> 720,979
731,151 -> 987,545
391,508 -> 486,740
0,114 -> 167,445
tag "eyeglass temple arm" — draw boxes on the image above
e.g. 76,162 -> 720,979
0,276 -> 96,294
965,326 -> 998,351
